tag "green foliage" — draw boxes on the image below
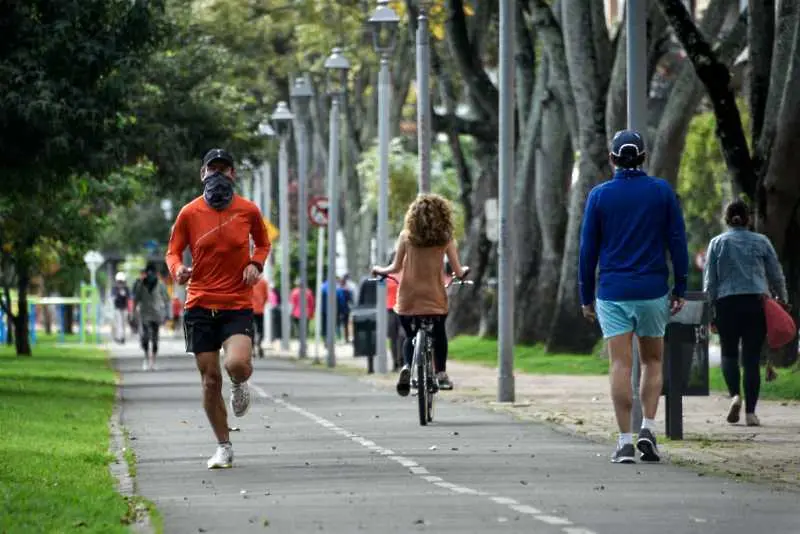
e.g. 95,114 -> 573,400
357,137 -> 468,242
678,102 -> 751,289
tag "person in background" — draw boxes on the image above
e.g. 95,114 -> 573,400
703,199 -> 788,427
111,272 -> 131,344
320,278 -> 330,340
129,268 -> 147,335
133,264 -> 170,371
579,129 -> 688,464
337,275 -> 353,343
290,278 -> 315,338
251,275 -> 269,358
171,294 -> 183,339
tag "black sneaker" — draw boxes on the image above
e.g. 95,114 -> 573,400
396,366 -> 411,397
637,428 -> 660,462
611,443 -> 636,464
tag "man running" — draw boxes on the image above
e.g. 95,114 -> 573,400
166,148 -> 271,469
579,130 -> 688,464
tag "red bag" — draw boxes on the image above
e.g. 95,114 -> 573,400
764,297 -> 796,349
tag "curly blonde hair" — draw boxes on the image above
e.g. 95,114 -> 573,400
403,193 -> 454,248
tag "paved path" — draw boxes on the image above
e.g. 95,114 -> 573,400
115,341 -> 800,534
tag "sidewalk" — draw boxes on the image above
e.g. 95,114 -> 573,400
269,338 -> 800,489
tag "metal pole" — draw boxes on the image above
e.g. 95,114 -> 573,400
326,95 -> 340,367
296,117 -> 309,359
627,0 -> 648,432
416,10 -> 431,193
375,54 -> 391,374
278,137 -> 291,352
497,0 -> 515,403
262,162 -> 273,349
314,226 -> 325,364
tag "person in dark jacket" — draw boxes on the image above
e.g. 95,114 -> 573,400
579,130 -> 689,464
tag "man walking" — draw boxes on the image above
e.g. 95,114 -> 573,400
166,148 -> 270,469
133,264 -> 170,371
579,130 -> 688,464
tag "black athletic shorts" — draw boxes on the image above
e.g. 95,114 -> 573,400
183,307 -> 254,354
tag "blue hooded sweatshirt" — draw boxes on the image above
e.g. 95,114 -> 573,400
578,168 -> 689,305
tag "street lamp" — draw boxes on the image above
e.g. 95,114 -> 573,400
416,6 -> 431,193
324,47 -> 350,368
369,0 -> 400,375
83,250 -> 104,344
271,101 -> 294,353
290,75 -> 313,360
258,121 -> 276,350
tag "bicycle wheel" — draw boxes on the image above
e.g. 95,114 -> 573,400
415,330 -> 428,426
426,358 -> 435,422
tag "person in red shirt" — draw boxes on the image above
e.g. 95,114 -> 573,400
166,148 -> 271,470
290,278 -> 315,337
251,276 -> 269,358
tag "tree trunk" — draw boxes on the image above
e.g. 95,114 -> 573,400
748,0 -> 776,143
547,0 -> 612,353
15,264 -> 31,356
529,96 -> 571,342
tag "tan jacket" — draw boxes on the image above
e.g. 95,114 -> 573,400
393,233 -> 463,316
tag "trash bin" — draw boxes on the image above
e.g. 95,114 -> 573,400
351,307 -> 377,357
662,291 -> 710,439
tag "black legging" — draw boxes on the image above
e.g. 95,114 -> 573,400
140,320 -> 160,355
715,294 -> 767,414
399,315 -> 448,373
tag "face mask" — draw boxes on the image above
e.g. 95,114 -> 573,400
202,171 -> 234,210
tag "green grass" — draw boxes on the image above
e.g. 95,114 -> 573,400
449,336 -> 610,375
709,366 -> 800,401
0,342 -> 134,533
449,336 -> 800,401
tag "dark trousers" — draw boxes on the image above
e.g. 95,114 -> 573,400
140,321 -> 160,355
715,294 -> 767,414
253,314 -> 265,346
399,315 -> 448,373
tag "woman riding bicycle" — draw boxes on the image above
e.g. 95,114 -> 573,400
372,193 -> 469,395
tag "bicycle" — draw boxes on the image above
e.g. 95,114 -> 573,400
372,271 -> 472,426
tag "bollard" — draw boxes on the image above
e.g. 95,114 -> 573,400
29,303 -> 36,346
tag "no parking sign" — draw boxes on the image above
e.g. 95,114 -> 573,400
308,196 -> 329,227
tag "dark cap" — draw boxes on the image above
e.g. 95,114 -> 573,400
610,130 -> 645,157
202,148 -> 235,168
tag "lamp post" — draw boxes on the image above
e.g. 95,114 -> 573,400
324,47 -> 350,368
369,0 -> 400,375
416,7 -> 431,193
271,101 -> 294,353
290,76 -> 313,360
83,250 -> 104,344
258,121 -> 276,349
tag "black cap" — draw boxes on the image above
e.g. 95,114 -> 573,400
202,148 -> 235,168
610,130 -> 645,157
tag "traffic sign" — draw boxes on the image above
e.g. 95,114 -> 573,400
308,196 -> 329,227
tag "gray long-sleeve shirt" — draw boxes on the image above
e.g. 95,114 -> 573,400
703,227 -> 788,302
133,279 -> 170,323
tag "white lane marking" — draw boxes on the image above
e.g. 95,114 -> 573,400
250,383 -> 595,534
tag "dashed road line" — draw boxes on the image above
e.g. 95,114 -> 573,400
250,383 -> 597,534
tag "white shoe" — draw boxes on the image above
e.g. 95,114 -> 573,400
142,360 -> 149,371
230,381 -> 251,418
207,444 -> 233,469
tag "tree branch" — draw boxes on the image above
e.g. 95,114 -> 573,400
445,0 -> 500,122
656,0 -> 756,199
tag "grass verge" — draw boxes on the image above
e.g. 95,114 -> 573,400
449,335 -> 800,401
0,342 -> 135,533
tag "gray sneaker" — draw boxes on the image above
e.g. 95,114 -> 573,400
611,443 -> 636,464
229,381 -> 251,418
396,366 -> 411,397
637,428 -> 660,462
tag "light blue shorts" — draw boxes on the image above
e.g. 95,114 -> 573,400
595,294 -> 670,339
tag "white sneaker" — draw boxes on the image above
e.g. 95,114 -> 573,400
230,381 -> 251,418
142,360 -> 149,371
207,444 -> 233,469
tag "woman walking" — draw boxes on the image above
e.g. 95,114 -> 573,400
703,200 -> 788,426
